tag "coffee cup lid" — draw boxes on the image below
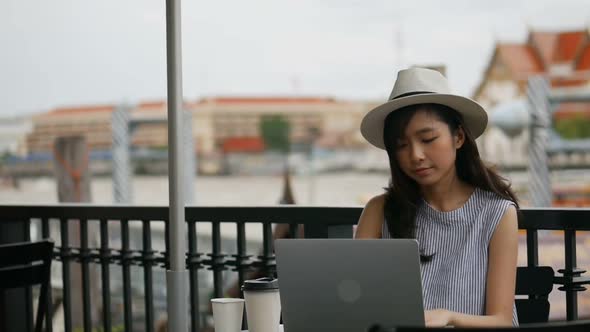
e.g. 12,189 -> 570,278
241,277 -> 279,291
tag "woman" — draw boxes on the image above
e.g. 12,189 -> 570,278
355,67 -> 519,327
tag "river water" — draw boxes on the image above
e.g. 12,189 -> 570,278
1,171 -> 589,320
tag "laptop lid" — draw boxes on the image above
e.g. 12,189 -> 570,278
275,239 -> 424,332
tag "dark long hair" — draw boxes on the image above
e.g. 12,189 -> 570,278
382,103 -> 519,249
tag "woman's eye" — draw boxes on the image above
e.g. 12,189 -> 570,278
423,137 -> 438,143
396,142 -> 408,149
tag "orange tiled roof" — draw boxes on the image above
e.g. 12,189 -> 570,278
473,29 -> 590,99
497,43 -> 544,75
46,105 -> 115,116
529,31 -> 557,65
555,31 -> 587,63
576,45 -> 590,70
550,77 -> 588,87
199,97 -> 336,105
136,100 -> 195,111
138,101 -> 166,109
529,30 -> 587,64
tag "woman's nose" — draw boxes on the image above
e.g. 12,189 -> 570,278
410,144 -> 425,162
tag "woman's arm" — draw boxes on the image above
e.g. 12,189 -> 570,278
426,205 -> 519,327
354,194 -> 386,239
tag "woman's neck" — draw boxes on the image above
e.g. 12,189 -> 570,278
420,173 -> 474,212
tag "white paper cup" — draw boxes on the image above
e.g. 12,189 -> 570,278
211,298 -> 245,332
241,278 -> 281,332
243,289 -> 281,332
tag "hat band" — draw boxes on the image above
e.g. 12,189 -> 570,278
390,91 -> 434,101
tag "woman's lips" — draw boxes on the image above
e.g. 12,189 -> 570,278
414,167 -> 432,176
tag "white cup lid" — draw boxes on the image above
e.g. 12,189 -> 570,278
211,298 -> 245,303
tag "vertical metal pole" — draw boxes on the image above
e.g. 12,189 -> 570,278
166,0 -> 189,331
526,77 -> 552,207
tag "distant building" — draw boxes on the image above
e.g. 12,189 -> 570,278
26,105 -> 115,153
192,97 -> 370,156
473,29 -> 590,167
0,116 -> 32,156
22,96 -> 372,173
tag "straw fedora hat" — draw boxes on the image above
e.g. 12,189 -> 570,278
360,67 -> 488,150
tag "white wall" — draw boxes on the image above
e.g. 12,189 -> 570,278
0,116 -> 32,155
478,80 -> 528,166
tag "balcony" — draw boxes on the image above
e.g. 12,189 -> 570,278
0,204 -> 589,332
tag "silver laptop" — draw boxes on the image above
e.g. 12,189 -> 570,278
275,239 -> 425,332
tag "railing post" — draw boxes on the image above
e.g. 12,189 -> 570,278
41,218 -> 54,332
60,219 -> 73,332
526,230 -> 539,267
234,222 -> 250,292
259,222 -> 276,277
558,229 -> 585,321
142,220 -> 155,332
80,220 -> 92,331
209,222 -> 225,298
525,229 -> 540,303
99,220 -> 112,332
120,219 -> 133,332
187,221 -> 201,332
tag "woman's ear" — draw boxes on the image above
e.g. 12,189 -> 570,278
455,126 -> 465,149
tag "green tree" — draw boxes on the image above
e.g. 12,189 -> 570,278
554,115 -> 590,139
260,115 -> 291,153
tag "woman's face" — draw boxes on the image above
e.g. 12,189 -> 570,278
394,109 -> 464,188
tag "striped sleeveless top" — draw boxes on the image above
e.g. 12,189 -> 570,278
382,187 -> 519,326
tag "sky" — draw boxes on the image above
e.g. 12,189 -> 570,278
1,0 -> 589,117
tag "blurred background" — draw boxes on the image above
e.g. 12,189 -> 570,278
1,0 -> 590,329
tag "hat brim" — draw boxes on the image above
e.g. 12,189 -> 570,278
360,93 -> 488,150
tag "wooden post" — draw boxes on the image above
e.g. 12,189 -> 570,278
53,136 -> 96,330
54,136 -> 92,203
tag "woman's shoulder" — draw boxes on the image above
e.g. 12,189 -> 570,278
365,193 -> 387,208
361,193 -> 387,217
355,194 -> 387,239
475,187 -> 516,207
473,187 -> 518,238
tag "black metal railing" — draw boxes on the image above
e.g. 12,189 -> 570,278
0,205 -> 589,332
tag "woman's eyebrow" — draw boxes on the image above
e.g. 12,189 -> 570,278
413,127 -> 437,135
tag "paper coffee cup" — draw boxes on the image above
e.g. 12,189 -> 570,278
211,298 -> 245,332
242,278 -> 281,332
